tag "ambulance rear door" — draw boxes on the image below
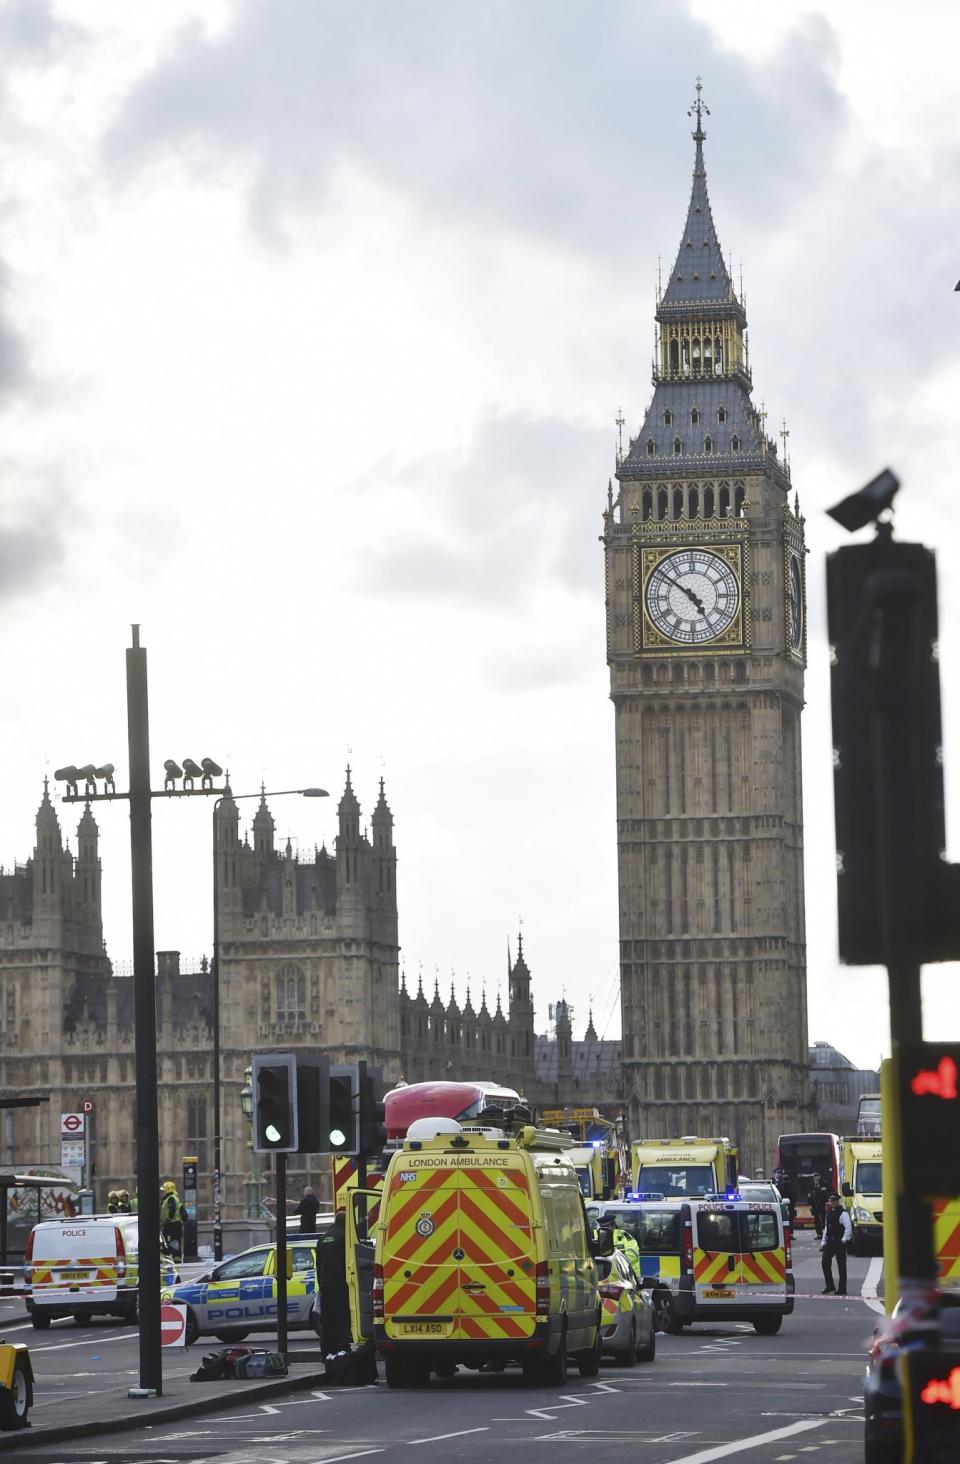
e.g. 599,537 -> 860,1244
346,1189 -> 380,1344
380,1154 -> 537,1345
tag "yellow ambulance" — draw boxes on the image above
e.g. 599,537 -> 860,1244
351,1116 -> 609,1387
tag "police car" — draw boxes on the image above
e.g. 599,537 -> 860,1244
163,1241 -> 321,1346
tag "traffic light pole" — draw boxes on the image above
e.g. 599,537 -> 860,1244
275,1152 -> 288,1361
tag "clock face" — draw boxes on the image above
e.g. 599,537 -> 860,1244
788,553 -> 803,651
645,548 -> 740,645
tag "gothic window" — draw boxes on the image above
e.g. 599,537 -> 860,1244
734,482 -> 746,516
703,336 -> 712,372
734,660 -> 747,684
688,486 -> 699,518
673,437 -> 682,456
642,664 -> 653,687
719,484 -> 730,517
672,662 -> 684,685
704,662 -> 715,686
663,408 -> 673,426
646,438 -> 655,456
672,486 -> 684,518
715,336 -> 723,370
703,484 -> 715,517
692,337 -> 701,372
657,487 -> 668,520
691,407 -> 699,425
642,487 -> 653,520
704,435 -> 713,454
681,339 -> 690,373
717,405 -> 726,423
731,434 -> 741,452
669,339 -> 679,372
276,964 -> 306,1023
187,1096 -> 208,1174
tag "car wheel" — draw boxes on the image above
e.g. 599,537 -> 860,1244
577,1327 -> 601,1377
752,1314 -> 783,1336
654,1290 -> 683,1335
384,1355 -> 407,1389
311,1307 -> 323,1338
542,1335 -> 567,1386
184,1308 -> 199,1347
29,1311 -> 51,1330
636,1317 -> 656,1363
615,1320 -> 637,1367
863,1427 -> 899,1464
0,1358 -> 30,1430
405,1360 -> 431,1388
215,1329 -> 250,1343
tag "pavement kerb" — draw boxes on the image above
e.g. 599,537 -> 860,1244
0,1357 -> 333,1451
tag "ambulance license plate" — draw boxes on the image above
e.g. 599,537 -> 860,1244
397,1321 -> 448,1336
702,1287 -> 735,1298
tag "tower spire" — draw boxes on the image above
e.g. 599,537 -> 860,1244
688,75 -> 709,144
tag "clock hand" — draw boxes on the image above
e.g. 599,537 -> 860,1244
679,583 -> 706,615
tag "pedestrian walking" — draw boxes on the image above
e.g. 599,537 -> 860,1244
295,1185 -> 321,1235
820,1192 -> 853,1295
318,1209 -> 352,1357
160,1180 -> 186,1260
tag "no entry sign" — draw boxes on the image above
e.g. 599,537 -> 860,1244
160,1302 -> 187,1348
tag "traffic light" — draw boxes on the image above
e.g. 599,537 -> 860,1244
360,1066 -> 387,1154
294,1054 -> 330,1154
827,532 -> 946,964
326,1064 -> 360,1156
898,1043 -> 960,1196
252,1053 -> 298,1154
900,1347 -> 960,1463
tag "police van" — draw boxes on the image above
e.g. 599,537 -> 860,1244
589,1193 -> 794,1336
349,1114 -> 612,1387
24,1214 -> 179,1327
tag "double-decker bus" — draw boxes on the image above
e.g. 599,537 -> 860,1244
776,1132 -> 841,1229
384,1080 -> 523,1139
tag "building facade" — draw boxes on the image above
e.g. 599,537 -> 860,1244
0,772 -> 401,1212
604,89 -> 816,1168
0,782 -> 620,1215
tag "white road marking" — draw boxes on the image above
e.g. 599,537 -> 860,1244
27,1332 -> 134,1353
310,1452 -> 384,1464
588,1381 -> 621,1392
406,1428 -> 490,1444
861,1256 -> 885,1315
665,1418 -> 828,1462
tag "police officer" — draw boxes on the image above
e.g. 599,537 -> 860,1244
117,1189 -> 133,1214
810,1174 -> 828,1239
318,1209 -> 352,1357
820,1193 -> 853,1295
160,1180 -> 186,1260
599,1214 -> 642,1281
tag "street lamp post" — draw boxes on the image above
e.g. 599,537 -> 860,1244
211,786 -> 327,1260
56,626 -> 229,1398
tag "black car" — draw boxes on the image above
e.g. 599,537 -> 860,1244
864,1291 -> 960,1463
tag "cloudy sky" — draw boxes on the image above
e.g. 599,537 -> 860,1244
1,0 -> 958,1073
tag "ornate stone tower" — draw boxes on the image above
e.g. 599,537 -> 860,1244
604,87 -> 814,1168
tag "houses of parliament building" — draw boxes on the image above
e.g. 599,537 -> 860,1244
0,775 -> 621,1213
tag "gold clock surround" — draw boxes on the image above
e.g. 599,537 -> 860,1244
634,537 -> 750,654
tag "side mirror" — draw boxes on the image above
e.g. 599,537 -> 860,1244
841,1183 -> 852,1198
590,1226 -> 614,1257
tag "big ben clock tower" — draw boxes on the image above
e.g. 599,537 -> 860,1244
605,86 -> 815,1167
